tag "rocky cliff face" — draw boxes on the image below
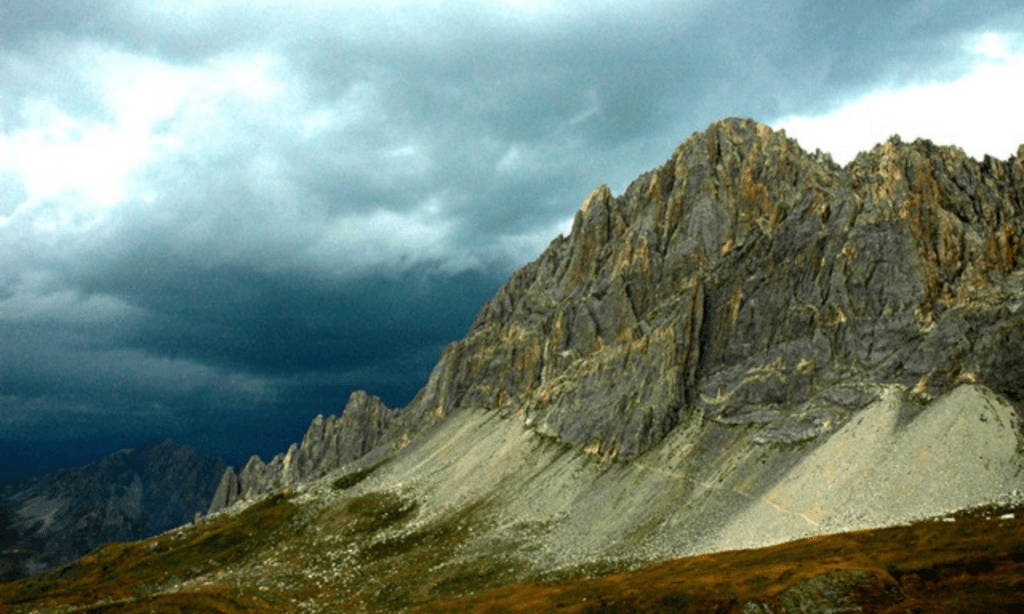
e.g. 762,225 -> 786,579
212,117 -> 1024,511
413,118 -> 1024,458
0,439 -> 225,579
209,390 -> 396,512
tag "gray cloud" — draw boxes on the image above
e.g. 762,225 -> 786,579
2,0 -> 1022,476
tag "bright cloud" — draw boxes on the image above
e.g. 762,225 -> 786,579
0,48 -> 190,209
775,32 -> 1024,165
0,46 -> 335,219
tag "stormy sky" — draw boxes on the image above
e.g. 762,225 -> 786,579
3,1 -> 1023,479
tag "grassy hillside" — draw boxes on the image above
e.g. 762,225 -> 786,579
3,483 -> 1022,613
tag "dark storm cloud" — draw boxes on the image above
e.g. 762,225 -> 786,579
73,255 -> 505,377
2,0 -> 1022,476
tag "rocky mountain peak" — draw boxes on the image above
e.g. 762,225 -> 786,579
403,117 -> 1024,458
209,390 -> 396,512
212,118 -> 1024,510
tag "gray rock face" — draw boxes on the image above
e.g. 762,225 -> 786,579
207,466 -> 240,517
209,390 -> 397,513
405,118 -> 1024,459
0,439 -> 225,579
211,117 -> 1024,510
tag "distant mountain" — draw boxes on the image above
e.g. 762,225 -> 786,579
7,118 -> 1024,612
0,439 -> 225,581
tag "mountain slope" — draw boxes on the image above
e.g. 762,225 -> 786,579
3,457 -> 1022,613
0,439 -> 226,580
6,118 -> 1024,612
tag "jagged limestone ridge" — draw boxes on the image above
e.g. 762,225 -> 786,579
209,391 -> 394,513
212,117 -> 1024,512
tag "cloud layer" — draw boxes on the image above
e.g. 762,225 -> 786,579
3,0 -> 1023,476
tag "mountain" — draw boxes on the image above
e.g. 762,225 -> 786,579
0,439 -> 226,581
5,118 -> 1024,612
214,117 -> 1024,515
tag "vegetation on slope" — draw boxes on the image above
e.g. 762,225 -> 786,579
412,503 -> 1024,614
2,491 -> 1022,613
